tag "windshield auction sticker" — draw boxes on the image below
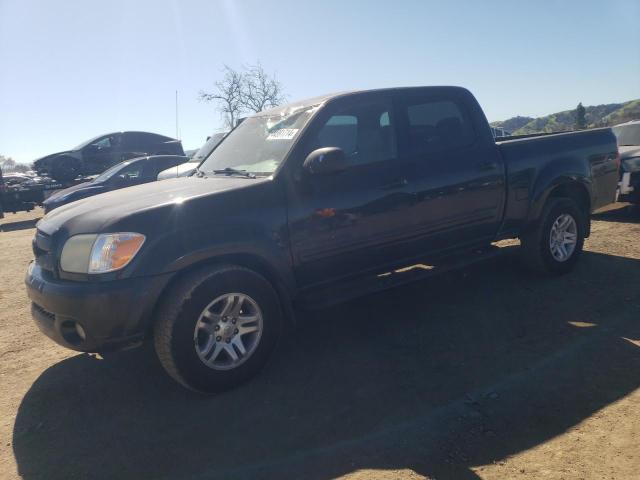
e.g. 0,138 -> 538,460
266,128 -> 299,140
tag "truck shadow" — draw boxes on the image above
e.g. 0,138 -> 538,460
12,250 -> 640,480
0,218 -> 40,232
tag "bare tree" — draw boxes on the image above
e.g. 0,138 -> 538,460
199,63 -> 286,128
241,63 -> 286,113
0,155 -> 16,172
199,65 -> 244,129
12,163 -> 30,173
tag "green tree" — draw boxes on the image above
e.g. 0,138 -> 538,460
575,102 -> 587,130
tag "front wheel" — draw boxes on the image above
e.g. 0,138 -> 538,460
520,197 -> 586,274
154,265 -> 283,393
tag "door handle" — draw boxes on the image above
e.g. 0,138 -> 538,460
381,178 -> 408,190
478,162 -> 498,171
478,161 -> 499,171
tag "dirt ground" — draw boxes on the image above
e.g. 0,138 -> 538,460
1,205 -> 639,480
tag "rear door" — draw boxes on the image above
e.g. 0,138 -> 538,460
120,132 -> 149,158
286,94 -> 415,286
392,90 -> 505,256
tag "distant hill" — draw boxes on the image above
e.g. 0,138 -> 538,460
491,99 -> 640,135
492,116 -> 534,133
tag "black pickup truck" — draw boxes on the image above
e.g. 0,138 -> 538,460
25,87 -> 619,393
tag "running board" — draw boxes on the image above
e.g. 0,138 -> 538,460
297,245 -> 507,309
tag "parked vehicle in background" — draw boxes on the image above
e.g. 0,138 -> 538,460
490,125 -> 511,138
33,131 -> 185,182
2,173 -> 36,187
613,120 -> 640,204
0,169 -> 5,218
157,132 -> 227,180
0,171 -> 62,215
26,86 -> 619,393
43,155 -> 188,213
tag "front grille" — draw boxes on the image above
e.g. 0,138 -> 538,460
33,229 -> 55,272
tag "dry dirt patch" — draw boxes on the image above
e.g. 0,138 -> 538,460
1,205 -> 639,480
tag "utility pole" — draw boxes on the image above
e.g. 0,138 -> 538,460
175,90 -> 179,139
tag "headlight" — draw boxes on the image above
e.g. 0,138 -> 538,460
60,233 -> 145,274
622,157 -> 640,172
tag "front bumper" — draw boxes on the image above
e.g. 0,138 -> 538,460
25,262 -> 172,352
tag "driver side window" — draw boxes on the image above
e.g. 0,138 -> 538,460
93,137 -> 112,149
311,99 -> 397,167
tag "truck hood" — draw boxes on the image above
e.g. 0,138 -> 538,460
618,145 -> 640,159
37,176 -> 269,235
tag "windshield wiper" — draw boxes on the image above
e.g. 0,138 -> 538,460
212,167 -> 256,179
194,168 -> 207,178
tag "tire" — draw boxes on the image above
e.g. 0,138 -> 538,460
154,265 -> 283,393
520,197 -> 586,274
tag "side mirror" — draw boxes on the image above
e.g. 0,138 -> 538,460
303,147 -> 347,175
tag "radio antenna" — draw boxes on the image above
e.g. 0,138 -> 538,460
175,90 -> 179,139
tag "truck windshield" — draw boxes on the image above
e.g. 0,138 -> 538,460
613,124 -> 640,146
199,105 -> 318,176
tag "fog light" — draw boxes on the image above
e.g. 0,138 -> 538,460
75,323 -> 87,341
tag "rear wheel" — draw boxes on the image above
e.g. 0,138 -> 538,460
520,197 -> 586,274
154,265 -> 283,393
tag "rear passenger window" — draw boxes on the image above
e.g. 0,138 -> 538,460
311,100 -> 396,166
401,98 -> 475,154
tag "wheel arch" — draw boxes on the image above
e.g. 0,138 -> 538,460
145,252 -> 297,337
527,179 -> 592,237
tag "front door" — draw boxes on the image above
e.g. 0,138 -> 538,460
286,94 -> 414,287
83,134 -> 121,173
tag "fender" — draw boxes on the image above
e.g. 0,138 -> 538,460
160,237 -> 296,297
134,225 -> 298,333
525,156 -> 593,229
33,151 -> 81,172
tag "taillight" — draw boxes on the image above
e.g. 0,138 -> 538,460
615,151 -> 621,171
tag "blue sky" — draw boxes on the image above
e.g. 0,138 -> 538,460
1,0 -> 639,163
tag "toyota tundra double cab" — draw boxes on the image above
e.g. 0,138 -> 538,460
25,87 -> 619,393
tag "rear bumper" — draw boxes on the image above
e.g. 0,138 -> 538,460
25,262 -> 172,352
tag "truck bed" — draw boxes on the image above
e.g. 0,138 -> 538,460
495,128 -> 619,236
